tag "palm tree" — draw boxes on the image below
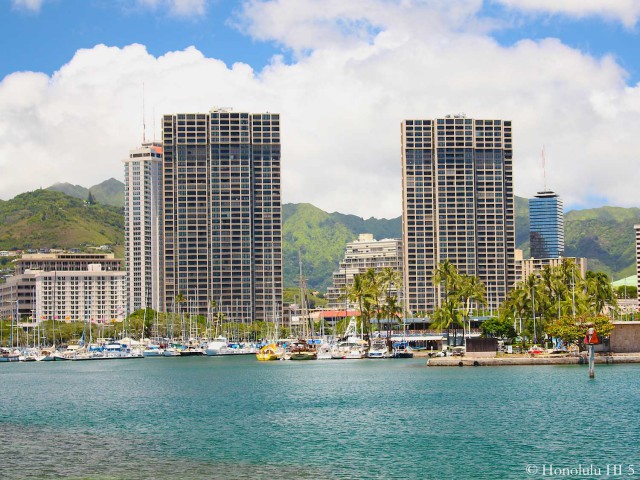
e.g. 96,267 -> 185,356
456,275 -> 486,338
379,267 -> 402,343
431,298 -> 463,345
585,271 -> 617,315
433,260 -> 459,304
346,273 -> 374,345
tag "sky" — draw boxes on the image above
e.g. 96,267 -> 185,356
2,0 -> 640,219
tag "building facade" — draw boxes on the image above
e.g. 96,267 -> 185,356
161,109 -> 282,321
326,234 -> 402,309
0,253 -> 125,322
529,190 -> 564,258
635,224 -> 640,310
517,256 -> 587,284
123,142 -> 162,313
33,266 -> 126,324
401,114 -> 515,313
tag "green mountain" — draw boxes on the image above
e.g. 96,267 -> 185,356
47,178 -> 125,207
0,189 -> 124,253
283,198 -> 640,289
2,184 -> 638,289
564,206 -> 640,279
282,204 -> 356,291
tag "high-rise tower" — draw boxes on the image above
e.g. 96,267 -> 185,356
123,141 -> 162,313
161,109 -> 282,322
401,114 -> 515,313
529,191 -> 564,259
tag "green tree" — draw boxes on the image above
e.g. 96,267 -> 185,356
585,271 -> 617,315
433,260 -> 459,303
614,285 -> 637,299
546,314 -> 615,349
481,316 -> 516,340
346,273 -> 374,345
456,274 -> 486,333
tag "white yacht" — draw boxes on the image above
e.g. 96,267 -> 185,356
142,344 -> 165,357
368,339 -> 390,358
205,337 -> 229,356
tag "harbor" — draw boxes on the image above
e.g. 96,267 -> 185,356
1,355 -> 639,479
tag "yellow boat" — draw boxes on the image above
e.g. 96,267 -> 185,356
256,343 -> 284,361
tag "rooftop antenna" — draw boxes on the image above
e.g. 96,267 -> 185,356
153,106 -> 156,143
142,82 -> 146,143
541,145 -> 547,191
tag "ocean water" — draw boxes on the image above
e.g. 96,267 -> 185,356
1,357 -> 639,479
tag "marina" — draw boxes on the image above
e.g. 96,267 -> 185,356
1,356 -> 639,479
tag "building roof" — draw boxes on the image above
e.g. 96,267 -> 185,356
310,309 -> 360,319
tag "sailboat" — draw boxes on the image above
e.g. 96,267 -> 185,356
256,272 -> 285,361
289,254 -> 318,361
331,317 -> 367,359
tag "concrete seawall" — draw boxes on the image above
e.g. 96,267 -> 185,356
427,354 -> 640,367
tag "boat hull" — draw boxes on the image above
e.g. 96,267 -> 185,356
289,352 -> 317,360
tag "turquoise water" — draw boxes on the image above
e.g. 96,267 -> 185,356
1,357 -> 639,479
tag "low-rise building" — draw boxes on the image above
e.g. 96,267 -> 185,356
0,253 -> 124,322
515,256 -> 587,285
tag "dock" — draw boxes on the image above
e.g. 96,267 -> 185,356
427,353 -> 640,367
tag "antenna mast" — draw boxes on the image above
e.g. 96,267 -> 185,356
541,145 -> 547,191
142,82 -> 146,143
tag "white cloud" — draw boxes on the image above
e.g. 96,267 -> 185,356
1,1 -> 640,219
11,0 -> 44,13
133,0 -> 208,17
494,0 -> 640,28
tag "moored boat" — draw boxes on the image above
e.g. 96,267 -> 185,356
205,337 -> 229,356
0,347 -> 20,362
289,340 -> 318,360
368,339 -> 390,358
392,341 -> 414,358
142,344 -> 165,357
256,343 -> 285,361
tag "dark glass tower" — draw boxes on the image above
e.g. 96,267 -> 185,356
161,109 -> 282,322
401,115 -> 515,313
529,191 -> 564,259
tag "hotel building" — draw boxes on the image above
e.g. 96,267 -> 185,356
0,253 -> 125,323
161,109 -> 282,321
401,114 -> 515,313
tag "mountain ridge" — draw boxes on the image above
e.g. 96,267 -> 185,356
6,182 -> 639,290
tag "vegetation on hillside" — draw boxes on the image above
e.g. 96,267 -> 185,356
47,178 -> 125,207
282,203 -> 358,290
0,189 -> 123,252
2,180 -> 638,292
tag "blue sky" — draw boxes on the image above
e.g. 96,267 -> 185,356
2,0 -> 640,217
3,1 -> 639,81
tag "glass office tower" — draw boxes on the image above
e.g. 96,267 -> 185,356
529,191 -> 564,259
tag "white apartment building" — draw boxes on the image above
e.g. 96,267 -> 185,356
326,234 -> 402,309
34,265 -> 126,323
0,253 -> 125,322
124,142 -> 162,313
